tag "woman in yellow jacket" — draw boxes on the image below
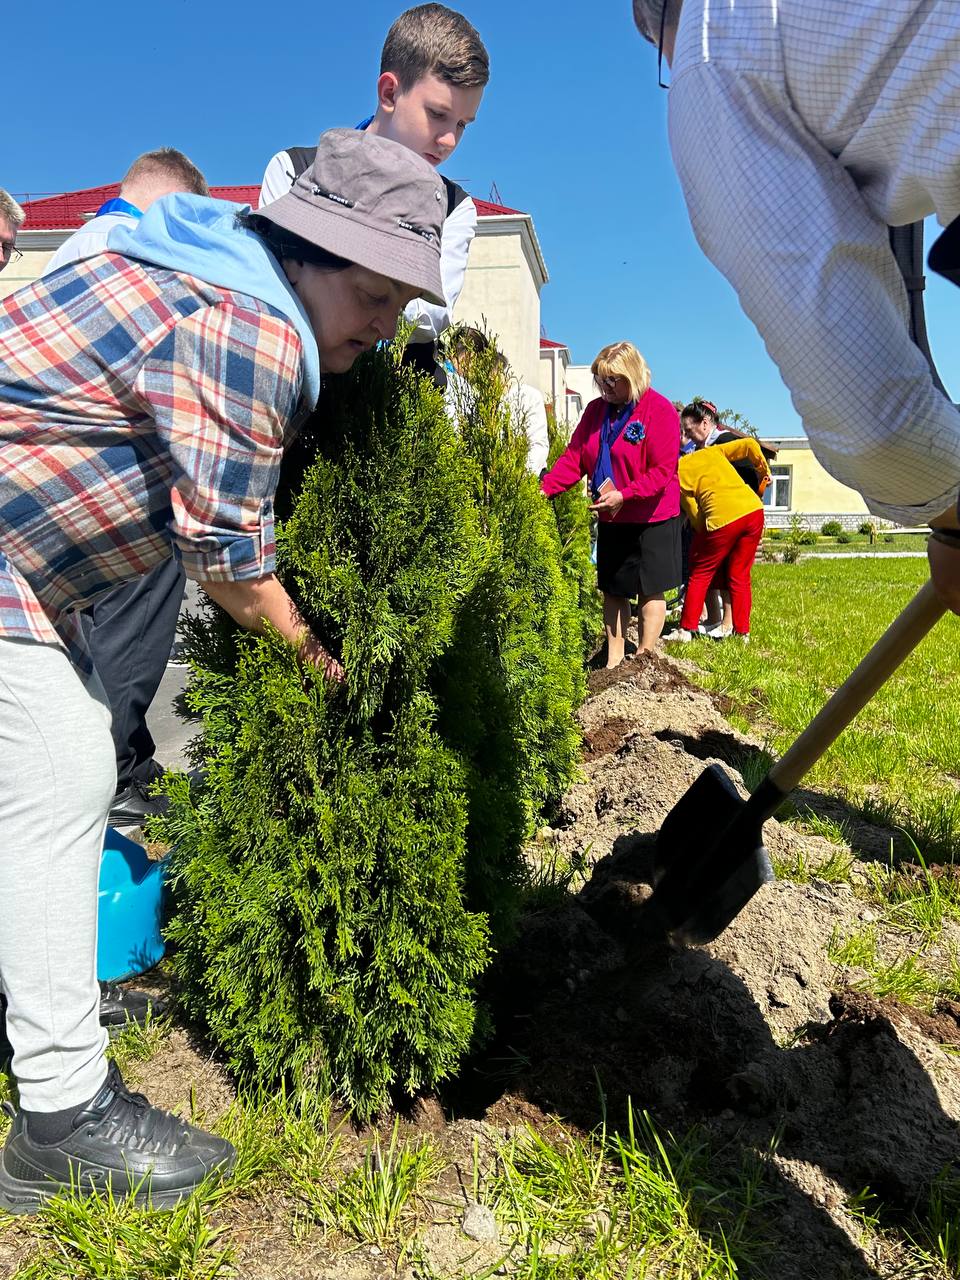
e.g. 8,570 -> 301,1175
674,438 -> 771,641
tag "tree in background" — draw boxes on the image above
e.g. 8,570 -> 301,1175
544,404 -> 602,653
439,328 -> 586,919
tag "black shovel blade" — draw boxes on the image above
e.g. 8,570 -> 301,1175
647,763 -> 775,945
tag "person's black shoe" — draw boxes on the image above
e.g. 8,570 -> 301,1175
98,983 -> 166,1035
108,775 -> 168,827
0,1062 -> 235,1213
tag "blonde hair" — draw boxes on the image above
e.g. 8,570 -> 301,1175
0,188 -> 25,230
591,341 -> 651,404
121,148 -> 208,197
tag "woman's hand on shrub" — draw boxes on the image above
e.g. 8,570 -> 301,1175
300,633 -> 346,683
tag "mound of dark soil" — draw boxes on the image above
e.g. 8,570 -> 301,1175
452,653 -> 960,1279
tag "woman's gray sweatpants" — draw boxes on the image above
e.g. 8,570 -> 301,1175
0,637 -> 111,1111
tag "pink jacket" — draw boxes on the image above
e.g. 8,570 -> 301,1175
541,389 -> 681,524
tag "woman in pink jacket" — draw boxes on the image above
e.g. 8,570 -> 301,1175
541,341 -> 681,665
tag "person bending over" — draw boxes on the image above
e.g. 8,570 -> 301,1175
671,437 -> 772,642
0,128 -> 444,1211
631,0 -> 960,612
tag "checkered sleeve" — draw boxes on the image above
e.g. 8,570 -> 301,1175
133,303 -> 303,582
668,63 -> 960,526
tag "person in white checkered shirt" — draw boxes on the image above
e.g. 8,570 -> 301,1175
632,0 -> 960,613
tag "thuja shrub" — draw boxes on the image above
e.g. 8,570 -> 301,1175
160,347 -> 493,1116
439,334 -> 585,879
544,404 -> 602,654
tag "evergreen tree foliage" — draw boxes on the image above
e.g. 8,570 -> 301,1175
161,349 -> 490,1117
159,337 -> 588,1116
544,405 -> 602,654
439,334 -> 585,873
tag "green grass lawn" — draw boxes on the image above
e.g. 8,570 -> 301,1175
674,557 -> 960,862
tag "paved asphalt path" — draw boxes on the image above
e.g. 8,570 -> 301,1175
145,581 -> 200,775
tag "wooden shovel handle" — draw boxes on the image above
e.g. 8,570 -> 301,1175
768,578 -> 946,796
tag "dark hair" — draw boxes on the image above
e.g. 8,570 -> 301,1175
381,4 -> 490,90
122,147 -> 209,197
239,213 -> 353,272
680,398 -> 720,425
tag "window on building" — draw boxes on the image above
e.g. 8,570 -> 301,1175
763,465 -> 792,510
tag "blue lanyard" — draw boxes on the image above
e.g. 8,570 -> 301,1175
94,197 -> 143,219
603,402 -> 634,444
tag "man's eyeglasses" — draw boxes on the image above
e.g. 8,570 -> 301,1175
599,375 -> 623,389
0,241 -> 22,264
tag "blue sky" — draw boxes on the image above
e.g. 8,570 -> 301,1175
9,0 -> 958,434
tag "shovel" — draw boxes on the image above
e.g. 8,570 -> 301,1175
647,578 -> 947,946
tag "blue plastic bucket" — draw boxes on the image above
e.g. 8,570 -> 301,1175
97,827 -> 167,983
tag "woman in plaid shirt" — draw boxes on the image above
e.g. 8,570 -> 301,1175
0,128 -> 445,1211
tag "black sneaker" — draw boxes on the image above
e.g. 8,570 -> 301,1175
98,983 -> 166,1035
0,1063 -> 235,1213
108,777 -> 169,827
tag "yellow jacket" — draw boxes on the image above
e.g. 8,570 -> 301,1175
679,438 -> 771,534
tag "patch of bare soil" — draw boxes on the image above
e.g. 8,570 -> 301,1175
583,716 -> 635,759
459,653 -> 960,1277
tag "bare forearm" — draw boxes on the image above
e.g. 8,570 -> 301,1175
199,574 -> 342,679
200,574 -> 304,641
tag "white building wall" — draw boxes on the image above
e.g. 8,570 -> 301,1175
453,228 -> 542,387
564,364 -> 597,409
0,248 -> 55,300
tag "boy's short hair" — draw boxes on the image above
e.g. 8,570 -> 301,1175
449,325 -> 492,360
381,4 -> 489,90
122,148 -> 209,197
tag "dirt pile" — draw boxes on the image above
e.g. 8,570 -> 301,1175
465,651 -> 960,1278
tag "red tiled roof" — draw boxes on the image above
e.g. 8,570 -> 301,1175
473,198 -> 524,217
23,185 -> 523,230
540,337 -> 568,350
22,184 -> 261,230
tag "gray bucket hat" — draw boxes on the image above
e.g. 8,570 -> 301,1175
257,128 -> 446,305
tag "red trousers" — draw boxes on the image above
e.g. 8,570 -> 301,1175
680,509 -> 764,635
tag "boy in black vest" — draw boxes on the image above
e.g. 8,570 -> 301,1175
260,3 -> 488,383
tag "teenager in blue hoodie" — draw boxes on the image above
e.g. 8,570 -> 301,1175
0,127 -> 445,1212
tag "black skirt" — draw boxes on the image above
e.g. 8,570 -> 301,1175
596,515 -> 682,598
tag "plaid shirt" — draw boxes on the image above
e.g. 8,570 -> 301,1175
0,254 -> 303,672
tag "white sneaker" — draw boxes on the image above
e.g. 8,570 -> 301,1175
670,628 -> 695,643
700,623 -> 732,640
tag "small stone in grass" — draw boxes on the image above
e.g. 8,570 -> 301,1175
462,1201 -> 498,1243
